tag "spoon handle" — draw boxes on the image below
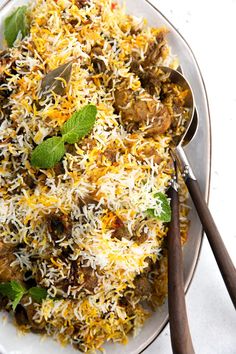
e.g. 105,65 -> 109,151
185,176 -> 236,308
168,177 -> 195,354
176,145 -> 236,308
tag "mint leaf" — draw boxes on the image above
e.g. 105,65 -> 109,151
61,104 -> 97,144
4,6 -> 29,48
11,280 -> 25,294
147,192 -> 171,222
30,105 -> 97,169
0,282 -> 16,300
0,281 -> 27,310
29,287 -> 47,303
12,292 -> 24,311
31,136 -> 65,169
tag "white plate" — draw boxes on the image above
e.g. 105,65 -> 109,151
0,1 -> 211,353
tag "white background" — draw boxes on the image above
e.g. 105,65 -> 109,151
0,0 -> 235,353
145,1 -> 236,353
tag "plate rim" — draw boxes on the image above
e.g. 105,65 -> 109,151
0,0 -> 212,353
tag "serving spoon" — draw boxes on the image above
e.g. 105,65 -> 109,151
161,66 -> 236,309
167,154 -> 195,354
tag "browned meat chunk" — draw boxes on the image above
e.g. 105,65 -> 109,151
66,144 -> 78,155
142,32 -> 167,68
114,88 -> 171,136
151,256 -> 168,306
131,30 -> 168,71
76,0 -> 89,8
46,213 -> 72,242
0,295 -> 9,310
80,137 -> 96,151
91,46 -> 106,73
15,304 -> 30,326
143,257 -> 154,272
15,297 -> 46,333
138,145 -> 162,165
136,69 -> 163,96
68,260 -> 78,286
0,50 -> 11,66
0,241 -> 24,283
112,217 -> 131,241
134,232 -> 148,245
23,174 -> 35,189
133,274 -> 153,299
103,148 -> 117,163
17,168 -> 36,189
53,162 -> 65,176
82,266 -> 98,292
113,225 -> 131,240
145,106 -> 172,136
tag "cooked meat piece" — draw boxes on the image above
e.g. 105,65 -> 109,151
131,31 -> 167,71
81,266 -> 98,292
142,33 -> 167,68
134,232 -> 148,245
137,70 -> 163,96
16,297 -> 46,333
114,89 -> 153,123
91,46 -> 106,73
0,295 -> 9,310
79,193 -> 98,207
46,213 -> 72,242
151,256 -> 168,306
118,296 -> 134,318
103,148 -> 117,163
112,218 -> 131,241
23,173 -> 36,189
53,162 -> 65,176
66,144 -> 77,155
80,137 -> 96,151
0,50 -> 11,66
0,241 -> 24,283
114,87 -> 171,136
143,257 -> 155,272
145,106 -> 172,136
133,274 -> 153,299
69,260 -> 78,286
112,225 -> 131,240
69,18 -> 79,26
76,0 -> 89,8
0,241 -> 13,256
15,304 -> 29,326
138,145 -> 162,164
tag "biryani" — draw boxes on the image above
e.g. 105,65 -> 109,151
0,0 -> 189,352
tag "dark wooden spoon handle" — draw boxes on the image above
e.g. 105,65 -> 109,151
168,185 -> 195,354
186,177 -> 236,308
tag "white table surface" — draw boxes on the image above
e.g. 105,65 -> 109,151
145,1 -> 236,353
0,0 -> 235,353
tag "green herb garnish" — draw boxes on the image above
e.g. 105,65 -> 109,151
4,6 -> 29,48
61,105 -> 97,144
31,137 -> 66,169
147,192 -> 171,222
28,286 -> 48,303
0,281 -> 48,310
0,281 -> 25,310
31,104 -> 97,169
